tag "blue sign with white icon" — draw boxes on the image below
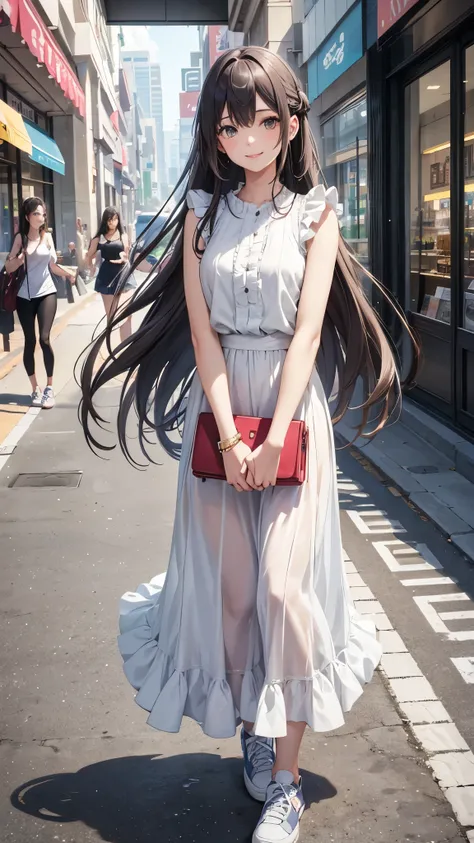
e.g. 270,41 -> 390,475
308,2 -> 363,102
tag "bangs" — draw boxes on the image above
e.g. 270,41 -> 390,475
215,57 -> 288,130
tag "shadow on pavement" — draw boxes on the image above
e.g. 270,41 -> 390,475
10,753 -> 337,842
0,392 -> 30,406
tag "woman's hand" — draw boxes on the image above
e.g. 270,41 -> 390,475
222,440 -> 254,492
109,251 -> 128,265
245,440 -> 282,490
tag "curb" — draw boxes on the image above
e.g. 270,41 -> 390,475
336,421 -> 474,567
0,289 -> 96,382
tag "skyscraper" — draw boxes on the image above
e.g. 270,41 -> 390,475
150,63 -> 167,201
122,51 -> 152,118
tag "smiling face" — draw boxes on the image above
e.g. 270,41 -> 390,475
217,93 -> 299,174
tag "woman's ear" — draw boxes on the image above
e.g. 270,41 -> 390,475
289,115 -> 299,141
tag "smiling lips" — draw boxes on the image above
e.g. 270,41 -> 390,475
246,152 -> 263,158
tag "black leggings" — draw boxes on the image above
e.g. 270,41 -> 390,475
16,293 -> 57,378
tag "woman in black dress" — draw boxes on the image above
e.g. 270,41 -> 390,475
87,207 -> 135,342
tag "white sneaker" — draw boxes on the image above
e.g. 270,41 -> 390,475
41,386 -> 55,409
253,771 -> 305,843
31,386 -> 42,407
241,729 -> 275,801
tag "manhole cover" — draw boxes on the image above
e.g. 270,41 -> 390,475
406,465 -> 440,475
9,471 -> 83,489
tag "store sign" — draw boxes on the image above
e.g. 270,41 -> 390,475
6,91 -> 35,122
9,0 -> 85,117
181,67 -> 201,93
179,91 -> 199,119
308,2 -> 363,101
208,25 -> 229,67
377,0 -> 422,37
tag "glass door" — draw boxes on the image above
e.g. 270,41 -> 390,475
405,60 -> 453,409
458,43 -> 474,428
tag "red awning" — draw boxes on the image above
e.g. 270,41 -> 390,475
9,0 -> 85,117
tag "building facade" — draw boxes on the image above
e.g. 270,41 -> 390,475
368,0 -> 474,437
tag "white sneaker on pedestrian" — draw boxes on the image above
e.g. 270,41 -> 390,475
31,386 -> 42,407
252,771 -> 305,843
41,386 -> 55,409
241,729 -> 275,801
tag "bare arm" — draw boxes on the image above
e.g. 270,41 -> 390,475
86,237 -> 99,269
245,205 -> 339,489
183,210 -> 236,441
268,206 -> 339,447
5,234 -> 24,274
47,234 -> 75,279
183,210 -> 252,491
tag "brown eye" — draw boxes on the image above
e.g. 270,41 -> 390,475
218,125 -> 237,139
263,117 -> 279,130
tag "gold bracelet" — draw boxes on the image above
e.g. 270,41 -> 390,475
218,431 -> 242,453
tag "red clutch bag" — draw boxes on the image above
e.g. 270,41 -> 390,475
191,413 -> 308,486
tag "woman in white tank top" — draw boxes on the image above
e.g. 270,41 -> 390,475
5,197 -> 76,408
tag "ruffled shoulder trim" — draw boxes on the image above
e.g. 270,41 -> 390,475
186,189 -> 213,219
300,184 -> 340,244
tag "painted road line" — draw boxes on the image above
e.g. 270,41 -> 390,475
0,407 -> 41,475
413,594 -> 474,641
400,576 -> 457,587
451,658 -> 474,684
346,508 -> 406,535
345,544 -> 474,832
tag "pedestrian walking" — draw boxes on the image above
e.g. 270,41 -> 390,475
81,48 -> 418,843
86,207 -> 136,342
5,197 -> 76,408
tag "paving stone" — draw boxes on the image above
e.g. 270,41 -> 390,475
381,653 -> 423,678
444,786 -> 474,827
350,586 -> 375,600
409,492 -> 472,536
466,830 -> 474,842
346,572 -> 366,587
355,599 -> 383,615
430,751 -> 474,788
451,532 -> 474,564
389,676 -> 438,703
378,630 -> 408,654
412,723 -> 469,753
371,613 -> 394,631
399,700 -> 452,725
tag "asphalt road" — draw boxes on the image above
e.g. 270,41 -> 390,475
0,297 -> 472,842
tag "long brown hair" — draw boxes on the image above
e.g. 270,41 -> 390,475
79,46 -> 418,463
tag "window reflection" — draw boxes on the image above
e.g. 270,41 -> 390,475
321,98 -> 368,266
406,62 -> 452,323
464,45 -> 474,332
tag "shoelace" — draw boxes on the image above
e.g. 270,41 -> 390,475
262,781 -> 298,824
246,736 -> 274,775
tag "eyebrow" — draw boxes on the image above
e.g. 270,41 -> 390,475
220,108 -> 276,123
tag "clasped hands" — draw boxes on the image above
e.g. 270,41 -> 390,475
222,439 -> 281,493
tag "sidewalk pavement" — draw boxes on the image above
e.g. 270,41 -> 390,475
0,286 -> 98,448
0,301 -> 469,842
337,398 -> 474,566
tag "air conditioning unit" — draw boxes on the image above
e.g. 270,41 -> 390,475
292,22 -> 303,54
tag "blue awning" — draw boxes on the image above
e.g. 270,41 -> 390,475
24,121 -> 65,176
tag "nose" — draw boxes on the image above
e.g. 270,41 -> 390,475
247,134 -> 256,145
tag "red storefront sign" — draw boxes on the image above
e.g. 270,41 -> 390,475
9,0 -> 85,117
378,0 -> 422,37
179,91 -> 199,119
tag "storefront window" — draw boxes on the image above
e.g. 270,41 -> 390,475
406,61 -> 452,323
463,45 -> 474,332
321,98 -> 368,266
0,165 -> 12,265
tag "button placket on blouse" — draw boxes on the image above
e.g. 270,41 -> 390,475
232,204 -> 267,333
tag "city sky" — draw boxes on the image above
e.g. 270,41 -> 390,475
119,25 -> 200,132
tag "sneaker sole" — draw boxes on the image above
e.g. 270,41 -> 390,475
244,768 -> 268,802
252,823 -> 299,843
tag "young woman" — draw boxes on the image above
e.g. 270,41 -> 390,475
6,197 -> 76,409
80,48 -> 417,843
86,207 -> 135,342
